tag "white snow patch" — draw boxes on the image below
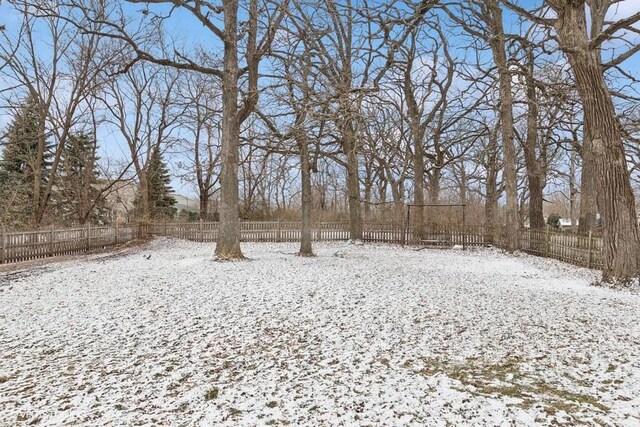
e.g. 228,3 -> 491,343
1,239 -> 639,426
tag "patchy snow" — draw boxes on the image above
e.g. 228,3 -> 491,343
1,239 -> 639,426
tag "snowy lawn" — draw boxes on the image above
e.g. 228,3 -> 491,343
1,239 -> 639,426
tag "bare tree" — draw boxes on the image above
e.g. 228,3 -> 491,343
36,0 -> 289,258
177,73 -> 222,220
102,63 -> 182,220
447,0 -> 519,251
507,0 -> 640,280
1,5 -> 107,226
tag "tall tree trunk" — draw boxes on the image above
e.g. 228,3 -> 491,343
404,53 -> 426,239
199,191 -> 209,221
319,185 -> 326,210
488,0 -> 518,252
377,173 -> 387,205
396,179 -> 405,219
30,110 -> 47,228
523,49 -> 545,230
485,127 -> 499,243
525,161 -> 545,229
458,161 -> 467,205
139,170 -> 151,220
577,126 -> 598,234
428,167 -> 441,229
298,135 -> 313,256
388,175 -> 404,219
569,149 -> 578,231
215,0 -> 243,259
412,136 -> 425,238
80,170 -> 91,224
553,3 -> 639,280
363,174 -> 372,217
343,123 -> 362,241
428,168 -> 441,206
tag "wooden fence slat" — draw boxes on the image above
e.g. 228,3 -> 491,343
1,226 -> 5,264
49,227 -> 54,257
0,221 -> 605,269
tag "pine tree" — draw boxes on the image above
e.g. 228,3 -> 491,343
0,95 -> 52,227
56,132 -> 108,224
135,147 -> 177,220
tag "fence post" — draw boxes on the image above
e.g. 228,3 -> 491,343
164,219 -> 167,237
1,226 -> 5,264
401,209 -> 407,247
86,223 -> 91,252
403,206 -> 410,247
199,219 -> 204,242
49,225 -> 54,257
545,226 -> 551,257
115,222 -> 119,245
277,219 -> 282,243
587,230 -> 593,268
462,204 -> 467,251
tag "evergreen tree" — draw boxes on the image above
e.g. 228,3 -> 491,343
135,147 -> 177,220
56,132 -> 108,224
0,95 -> 52,227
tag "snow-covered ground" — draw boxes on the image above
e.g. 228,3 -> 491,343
1,239 -> 639,426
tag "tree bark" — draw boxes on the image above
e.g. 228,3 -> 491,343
428,166 -> 441,228
403,50 -> 427,239
343,121 -> 362,241
298,134 -> 314,256
138,170 -> 151,220
458,161 -> 467,205
569,149 -> 578,231
363,173 -> 372,217
30,107 -> 48,227
199,192 -> 209,221
577,125 -> 598,234
523,49 -> 545,230
488,0 -> 518,252
485,126 -> 499,243
412,137 -> 426,238
551,1 -> 639,280
215,0 -> 243,259
388,174 -> 404,218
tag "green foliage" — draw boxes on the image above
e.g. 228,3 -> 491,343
177,209 -> 199,222
0,95 -> 51,227
56,132 -> 109,224
148,147 -> 177,219
547,214 -> 561,230
135,147 -> 177,220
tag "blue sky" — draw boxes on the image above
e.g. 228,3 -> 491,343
1,0 -> 639,197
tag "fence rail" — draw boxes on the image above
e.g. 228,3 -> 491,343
0,221 -> 603,270
0,224 -> 140,265
519,229 -> 602,269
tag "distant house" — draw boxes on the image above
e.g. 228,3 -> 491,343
558,218 -> 576,231
523,217 -> 578,231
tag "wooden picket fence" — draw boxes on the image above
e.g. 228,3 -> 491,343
0,221 -> 604,270
142,221 -> 352,243
519,228 -> 603,269
0,224 -> 141,265
143,221 -> 493,248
